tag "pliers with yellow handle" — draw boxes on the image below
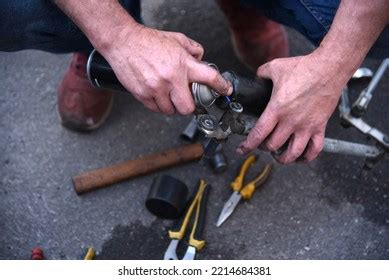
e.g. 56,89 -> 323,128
216,155 -> 272,227
164,179 -> 211,260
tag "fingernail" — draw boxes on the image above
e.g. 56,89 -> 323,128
237,144 -> 249,155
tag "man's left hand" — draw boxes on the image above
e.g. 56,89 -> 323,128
237,53 -> 348,163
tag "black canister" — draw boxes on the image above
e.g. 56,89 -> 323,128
87,49 -> 127,92
145,175 -> 189,219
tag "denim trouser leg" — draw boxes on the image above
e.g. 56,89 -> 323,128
242,0 -> 340,46
241,0 -> 388,58
1,0 -> 387,57
0,0 -> 141,53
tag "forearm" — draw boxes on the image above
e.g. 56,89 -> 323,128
313,0 -> 389,84
53,0 -> 139,53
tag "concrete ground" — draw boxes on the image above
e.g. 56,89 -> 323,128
0,0 -> 388,260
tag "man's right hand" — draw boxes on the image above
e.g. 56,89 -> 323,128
53,0 -> 231,115
101,24 -> 232,115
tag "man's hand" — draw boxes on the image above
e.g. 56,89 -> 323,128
53,0 -> 232,115
237,54 -> 344,163
237,0 -> 389,163
102,25 -> 232,115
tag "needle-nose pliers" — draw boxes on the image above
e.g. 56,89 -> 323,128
216,155 -> 272,227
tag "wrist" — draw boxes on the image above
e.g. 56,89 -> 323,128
309,46 -> 357,90
91,15 -> 140,55
53,0 -> 140,55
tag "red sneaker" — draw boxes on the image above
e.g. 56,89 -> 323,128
217,0 -> 289,70
58,53 -> 113,132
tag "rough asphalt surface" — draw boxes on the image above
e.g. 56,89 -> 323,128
0,0 -> 388,260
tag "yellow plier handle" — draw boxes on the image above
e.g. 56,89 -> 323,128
188,181 -> 211,251
230,155 -> 257,192
168,180 -> 208,241
240,163 -> 272,200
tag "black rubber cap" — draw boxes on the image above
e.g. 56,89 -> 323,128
145,175 -> 188,219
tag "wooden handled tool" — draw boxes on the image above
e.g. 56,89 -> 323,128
72,143 -> 204,195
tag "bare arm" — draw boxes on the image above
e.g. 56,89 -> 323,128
316,0 -> 389,80
238,0 -> 389,163
53,0 -> 137,53
53,0 -> 232,114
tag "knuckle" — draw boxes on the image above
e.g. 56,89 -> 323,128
244,139 -> 257,150
316,139 -> 324,152
249,126 -> 263,142
176,32 -> 186,40
296,145 -> 306,155
264,102 -> 280,118
148,107 -> 159,113
143,102 -> 157,112
197,46 -> 205,57
307,143 -> 323,161
257,61 -> 272,75
283,155 -> 296,165
163,108 -> 174,115
178,104 -> 194,115
265,141 -> 277,152
178,108 -> 189,115
137,92 -> 152,103
291,146 -> 305,158
311,146 -> 322,156
159,68 -> 176,82
305,156 -> 315,162
167,106 -> 176,114
275,156 -> 287,165
269,58 -> 281,69
311,135 -> 324,154
146,78 -> 163,92
159,103 -> 174,115
211,72 -> 226,89
170,32 -> 185,42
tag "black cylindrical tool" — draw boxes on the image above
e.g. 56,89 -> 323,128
218,71 -> 273,116
208,144 -> 227,173
87,50 -> 127,92
145,175 -> 189,219
86,50 -> 274,116
181,117 -> 199,142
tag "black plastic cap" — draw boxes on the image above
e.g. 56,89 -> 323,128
145,175 -> 189,219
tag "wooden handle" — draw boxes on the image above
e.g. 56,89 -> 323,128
72,143 -> 204,195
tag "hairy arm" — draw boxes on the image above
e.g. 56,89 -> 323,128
53,0 -> 137,52
316,0 -> 389,79
238,0 -> 389,163
53,0 -> 232,114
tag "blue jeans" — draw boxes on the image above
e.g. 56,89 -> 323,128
242,0 -> 339,46
242,0 -> 388,58
0,0 -> 141,53
0,0 -> 387,57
